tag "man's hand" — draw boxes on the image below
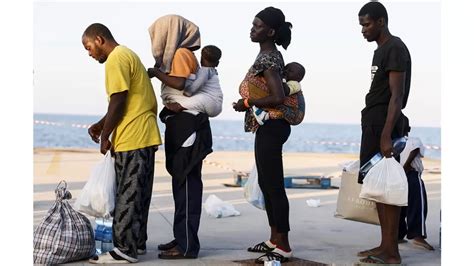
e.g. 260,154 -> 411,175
100,138 -> 112,155
88,122 -> 103,143
232,99 -> 248,112
380,134 -> 393,158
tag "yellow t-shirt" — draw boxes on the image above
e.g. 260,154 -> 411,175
105,45 -> 162,152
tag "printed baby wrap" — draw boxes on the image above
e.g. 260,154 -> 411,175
239,72 -> 305,132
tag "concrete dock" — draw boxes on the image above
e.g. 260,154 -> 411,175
34,149 -> 441,265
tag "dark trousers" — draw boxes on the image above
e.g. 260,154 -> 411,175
172,160 -> 203,258
358,125 -> 403,184
399,170 -> 428,240
255,119 -> 291,233
113,146 -> 156,260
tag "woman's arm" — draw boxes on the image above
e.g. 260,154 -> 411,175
233,68 -> 285,111
148,67 -> 186,90
251,68 -> 285,107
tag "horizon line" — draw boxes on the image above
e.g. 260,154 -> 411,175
33,112 -> 441,129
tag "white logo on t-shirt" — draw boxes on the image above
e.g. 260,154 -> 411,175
371,65 -> 378,80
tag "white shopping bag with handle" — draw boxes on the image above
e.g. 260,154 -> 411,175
359,157 -> 408,206
244,164 -> 266,210
74,151 -> 116,218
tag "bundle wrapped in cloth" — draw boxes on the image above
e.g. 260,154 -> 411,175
33,181 -> 96,264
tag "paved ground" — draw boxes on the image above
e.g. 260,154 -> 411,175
34,149 -> 441,265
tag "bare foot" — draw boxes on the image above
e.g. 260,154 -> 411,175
165,102 -> 185,113
357,246 -> 382,257
412,237 -> 435,250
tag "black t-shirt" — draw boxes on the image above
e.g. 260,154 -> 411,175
361,36 -> 411,126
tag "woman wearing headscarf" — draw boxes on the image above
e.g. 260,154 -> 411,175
232,6 -> 294,263
147,14 -> 213,260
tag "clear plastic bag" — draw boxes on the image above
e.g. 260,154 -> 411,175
359,157 -> 408,206
243,164 -> 266,210
203,194 -> 241,218
74,151 -> 116,218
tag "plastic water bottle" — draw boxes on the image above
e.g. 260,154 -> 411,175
94,218 -> 104,254
439,210 -> 441,250
264,261 -> 281,266
101,218 -> 114,253
359,137 -> 407,179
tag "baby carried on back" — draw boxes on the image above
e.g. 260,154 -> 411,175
240,61 -> 306,132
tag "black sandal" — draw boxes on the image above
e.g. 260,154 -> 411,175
247,242 -> 275,253
255,251 -> 290,264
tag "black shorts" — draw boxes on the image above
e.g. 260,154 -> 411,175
358,125 -> 405,184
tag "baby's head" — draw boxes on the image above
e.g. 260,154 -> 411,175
284,62 -> 305,82
201,45 -> 222,68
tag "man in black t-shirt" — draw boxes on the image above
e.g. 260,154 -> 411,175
356,2 -> 411,265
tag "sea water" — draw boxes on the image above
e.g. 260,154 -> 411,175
33,113 -> 441,159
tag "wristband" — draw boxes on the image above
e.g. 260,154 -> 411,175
243,98 -> 251,108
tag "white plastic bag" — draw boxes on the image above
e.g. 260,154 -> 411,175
243,164 -> 266,210
359,157 -> 408,206
74,151 -> 116,218
204,194 -> 241,218
306,199 -> 321,207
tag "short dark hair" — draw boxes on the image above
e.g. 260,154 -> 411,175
358,1 -> 388,24
294,62 -> 305,82
83,23 -> 115,40
287,62 -> 305,82
201,45 -> 221,65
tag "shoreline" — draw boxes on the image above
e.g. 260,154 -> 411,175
34,148 -> 440,198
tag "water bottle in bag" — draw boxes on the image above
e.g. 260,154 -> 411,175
359,137 -> 407,179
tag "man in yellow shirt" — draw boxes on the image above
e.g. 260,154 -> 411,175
82,23 -> 161,264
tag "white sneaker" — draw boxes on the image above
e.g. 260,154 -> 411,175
255,249 -> 292,263
252,106 -> 269,125
89,252 -> 131,264
137,248 -> 147,255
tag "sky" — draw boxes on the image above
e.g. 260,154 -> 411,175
33,1 -> 441,127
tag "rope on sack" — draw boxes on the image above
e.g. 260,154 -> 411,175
55,180 -> 72,200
